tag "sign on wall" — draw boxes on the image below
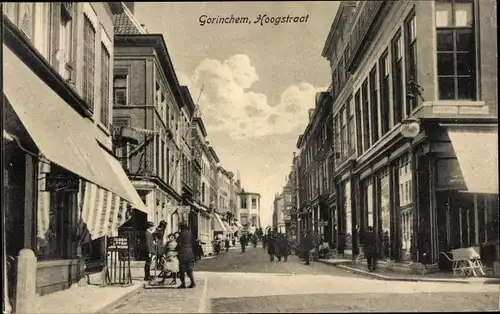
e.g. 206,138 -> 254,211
44,174 -> 79,192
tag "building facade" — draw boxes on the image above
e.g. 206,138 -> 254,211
111,4 -> 185,256
272,193 -> 285,233
191,117 -> 212,255
3,1 -> 148,301
237,191 -> 262,229
321,0 -> 498,266
296,91 -> 336,245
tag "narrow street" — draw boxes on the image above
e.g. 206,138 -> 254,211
111,246 -> 499,313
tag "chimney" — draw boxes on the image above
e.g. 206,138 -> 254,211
140,24 -> 148,33
236,169 -> 241,182
123,2 -> 135,14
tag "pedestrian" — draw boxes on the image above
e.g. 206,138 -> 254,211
364,226 -> 378,272
301,231 -> 313,266
262,234 -> 268,249
177,222 -> 196,288
160,233 -> 179,285
240,233 -> 247,253
267,231 -> 276,262
224,236 -> 230,252
144,222 -> 156,281
194,239 -> 204,261
232,233 -> 236,247
281,233 -> 290,262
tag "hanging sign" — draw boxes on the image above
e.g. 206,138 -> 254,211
44,175 -> 79,192
400,119 -> 421,138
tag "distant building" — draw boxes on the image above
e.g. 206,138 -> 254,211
237,190 -> 262,229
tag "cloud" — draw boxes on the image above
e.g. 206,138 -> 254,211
178,54 -> 327,139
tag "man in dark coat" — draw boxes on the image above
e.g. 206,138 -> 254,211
177,223 -> 196,288
240,234 -> 248,253
363,226 -> 378,272
301,231 -> 313,265
267,231 -> 276,261
144,222 -> 156,281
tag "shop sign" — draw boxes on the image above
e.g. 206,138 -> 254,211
319,221 -> 328,227
45,175 -> 79,191
107,236 -> 129,252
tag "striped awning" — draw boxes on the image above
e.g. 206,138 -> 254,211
213,213 -> 228,233
80,181 -> 131,239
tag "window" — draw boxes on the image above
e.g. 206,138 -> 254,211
83,15 -> 96,111
339,57 -> 345,88
201,183 -> 206,203
405,12 -> 419,112
391,32 -> 404,124
9,3 -> 35,40
113,75 -> 128,105
334,116 -> 340,161
251,198 -> 257,209
100,44 -> 110,127
332,69 -> 338,100
241,196 -> 248,209
155,135 -> 160,177
436,0 -> 476,100
166,148 -> 170,183
361,80 -> 371,151
379,51 -> 391,135
354,90 -> 363,154
60,3 -> 75,82
369,66 -> 379,144
161,141 -> 166,181
340,107 -> 348,158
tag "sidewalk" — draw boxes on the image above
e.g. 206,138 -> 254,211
318,258 -> 500,285
32,282 -> 143,314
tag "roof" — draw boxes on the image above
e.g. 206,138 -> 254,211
208,146 -> 220,163
193,117 -> 207,137
180,86 -> 196,117
112,3 -> 147,35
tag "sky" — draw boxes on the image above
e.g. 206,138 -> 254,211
135,1 -> 339,227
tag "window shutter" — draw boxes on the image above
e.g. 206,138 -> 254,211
50,3 -> 61,69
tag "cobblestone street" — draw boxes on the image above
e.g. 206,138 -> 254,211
110,246 -> 499,313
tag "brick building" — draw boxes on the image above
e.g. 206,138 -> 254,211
111,4 -> 185,253
296,92 -> 335,244
3,1 -> 148,302
321,0 -> 498,266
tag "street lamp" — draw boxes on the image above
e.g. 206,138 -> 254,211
400,118 -> 421,263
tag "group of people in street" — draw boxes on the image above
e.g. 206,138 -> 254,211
144,221 -> 202,288
263,231 -> 292,262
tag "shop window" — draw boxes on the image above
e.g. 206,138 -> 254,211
83,15 -> 96,111
365,178 -> 374,228
391,31 -> 404,124
379,169 -> 391,258
344,181 -> 352,249
379,50 -> 391,135
37,167 -> 78,260
435,0 -> 476,100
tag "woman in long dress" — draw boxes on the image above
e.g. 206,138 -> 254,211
160,233 -> 179,285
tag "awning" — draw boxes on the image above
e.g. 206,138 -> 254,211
223,221 -> 231,232
3,43 -> 148,213
185,199 -> 203,212
447,127 -> 498,194
213,213 -> 228,233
